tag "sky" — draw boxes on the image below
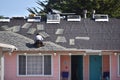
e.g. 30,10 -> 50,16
0,0 -> 41,17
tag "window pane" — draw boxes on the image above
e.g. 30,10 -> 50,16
27,56 -> 43,75
19,55 -> 26,75
44,55 -> 51,75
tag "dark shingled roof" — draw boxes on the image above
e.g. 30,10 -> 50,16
0,18 -> 120,50
0,31 -> 66,51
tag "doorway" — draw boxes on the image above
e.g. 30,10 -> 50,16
89,55 -> 102,80
71,55 -> 83,80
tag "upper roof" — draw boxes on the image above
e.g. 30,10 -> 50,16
0,17 -> 120,51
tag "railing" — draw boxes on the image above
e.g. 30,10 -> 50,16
94,14 -> 109,22
47,14 -> 60,23
67,15 -> 81,21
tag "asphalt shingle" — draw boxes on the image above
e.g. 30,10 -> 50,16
0,18 -> 120,50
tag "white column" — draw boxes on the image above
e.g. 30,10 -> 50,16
0,48 -> 4,80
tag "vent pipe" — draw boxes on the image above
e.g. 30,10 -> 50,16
84,10 -> 87,18
92,10 -> 95,19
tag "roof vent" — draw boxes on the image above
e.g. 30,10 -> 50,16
94,14 -> 109,22
84,10 -> 87,18
11,17 -> 24,19
67,15 -> 81,21
0,17 -> 10,22
27,16 -> 41,22
47,14 -> 60,23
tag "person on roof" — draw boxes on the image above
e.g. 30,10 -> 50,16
34,33 -> 44,47
36,33 -> 43,41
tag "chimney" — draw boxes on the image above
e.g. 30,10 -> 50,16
84,10 -> 87,18
92,10 -> 95,19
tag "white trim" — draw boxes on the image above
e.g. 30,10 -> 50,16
88,55 -> 90,80
58,54 -> 60,80
17,53 -> 53,77
0,43 -> 17,50
69,55 -> 71,80
110,54 -> 112,80
0,48 -> 4,80
86,50 -> 102,53
0,18 -> 10,22
83,55 -> 85,80
1,54 -> 4,80
109,55 -> 111,80
118,54 -> 120,77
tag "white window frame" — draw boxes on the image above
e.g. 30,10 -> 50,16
17,54 -> 53,76
118,54 -> 120,76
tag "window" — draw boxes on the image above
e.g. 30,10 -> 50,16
18,54 -> 52,76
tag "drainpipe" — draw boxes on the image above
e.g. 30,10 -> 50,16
0,48 -> 4,80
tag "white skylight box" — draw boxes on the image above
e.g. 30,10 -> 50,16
0,17 -> 10,22
67,15 -> 81,21
94,14 -> 109,22
47,14 -> 60,23
27,16 -> 41,22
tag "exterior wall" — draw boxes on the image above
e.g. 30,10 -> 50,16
4,51 -> 120,80
103,55 -> 109,72
83,55 -> 89,80
110,54 -> 120,80
60,55 -> 70,80
4,52 -> 59,80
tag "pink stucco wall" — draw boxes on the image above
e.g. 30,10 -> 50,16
60,55 -> 70,80
4,52 -> 120,80
83,55 -> 89,80
110,54 -> 120,80
4,53 -> 59,80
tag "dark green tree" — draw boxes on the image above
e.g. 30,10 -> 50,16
27,0 -> 120,18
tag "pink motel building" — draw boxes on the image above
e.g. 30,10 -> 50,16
0,13 -> 120,80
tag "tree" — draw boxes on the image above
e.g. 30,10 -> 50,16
27,0 -> 120,18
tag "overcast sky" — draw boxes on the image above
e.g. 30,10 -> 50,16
0,0 -> 40,17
